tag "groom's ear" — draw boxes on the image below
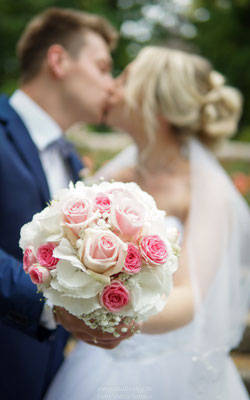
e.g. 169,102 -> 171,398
46,44 -> 71,79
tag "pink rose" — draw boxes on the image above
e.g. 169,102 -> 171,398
81,229 -> 127,276
140,235 -> 168,266
37,243 -> 59,270
62,198 -> 94,235
94,194 -> 111,214
23,247 -> 36,273
100,280 -> 130,312
123,244 -> 142,274
110,191 -> 145,240
29,265 -> 50,284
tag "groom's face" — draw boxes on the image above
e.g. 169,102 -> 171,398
62,31 -> 114,124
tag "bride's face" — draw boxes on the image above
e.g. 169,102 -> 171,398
105,64 -> 138,132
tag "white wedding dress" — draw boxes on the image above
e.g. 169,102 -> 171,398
45,140 -> 250,400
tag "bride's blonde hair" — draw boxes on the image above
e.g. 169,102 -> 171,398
125,46 -> 243,146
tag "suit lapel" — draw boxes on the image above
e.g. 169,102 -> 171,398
0,95 -> 50,204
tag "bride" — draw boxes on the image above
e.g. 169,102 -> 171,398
45,46 -> 250,399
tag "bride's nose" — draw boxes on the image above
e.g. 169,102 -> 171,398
107,78 -> 124,104
115,71 -> 127,87
113,75 -> 123,90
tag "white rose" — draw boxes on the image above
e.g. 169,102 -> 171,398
19,205 -> 63,251
166,227 -> 179,244
130,266 -> 173,319
43,287 -> 101,316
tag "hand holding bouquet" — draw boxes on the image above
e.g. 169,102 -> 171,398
20,181 -> 180,336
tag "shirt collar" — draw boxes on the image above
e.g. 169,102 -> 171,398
10,89 -> 62,151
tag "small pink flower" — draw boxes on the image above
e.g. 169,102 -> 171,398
100,280 -> 130,312
94,194 -> 111,214
140,235 -> 168,266
23,247 -> 36,273
123,244 -> 142,274
37,243 -> 59,270
29,265 -> 50,284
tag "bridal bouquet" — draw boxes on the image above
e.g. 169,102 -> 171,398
20,181 -> 180,336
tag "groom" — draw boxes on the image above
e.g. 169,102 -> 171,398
0,8 -> 132,400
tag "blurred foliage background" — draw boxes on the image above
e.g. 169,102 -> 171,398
0,0 -> 249,202
0,0 -> 250,141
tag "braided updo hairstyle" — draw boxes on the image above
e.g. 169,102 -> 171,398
125,46 -> 242,147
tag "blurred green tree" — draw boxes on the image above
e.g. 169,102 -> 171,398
190,0 -> 250,139
0,0 -> 122,93
0,0 -> 249,140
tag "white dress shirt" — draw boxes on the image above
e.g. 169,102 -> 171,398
10,89 -> 73,329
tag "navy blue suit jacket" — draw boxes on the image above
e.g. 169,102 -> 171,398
0,95 -> 83,400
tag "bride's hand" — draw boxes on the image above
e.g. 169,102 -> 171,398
54,306 -> 137,350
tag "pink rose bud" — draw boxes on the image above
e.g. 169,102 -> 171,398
37,243 -> 59,270
29,265 -> 50,285
123,244 -> 142,274
140,235 -> 168,266
23,247 -> 37,273
100,280 -> 130,312
94,194 -> 111,214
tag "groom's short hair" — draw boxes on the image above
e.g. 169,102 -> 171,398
17,7 -> 118,83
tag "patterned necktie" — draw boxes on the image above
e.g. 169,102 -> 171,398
47,136 -> 84,182
50,136 -> 75,159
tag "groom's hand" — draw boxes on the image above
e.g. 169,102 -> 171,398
54,306 -> 137,349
